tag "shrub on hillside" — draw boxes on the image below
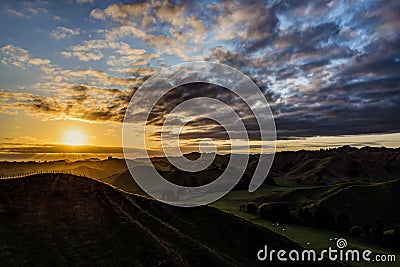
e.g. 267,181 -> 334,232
246,202 -> 258,214
362,222 -> 374,240
314,207 -> 331,228
373,218 -> 384,243
258,203 -> 272,220
298,207 -> 312,226
258,203 -> 291,222
337,213 -> 351,233
393,226 -> 400,247
278,204 -> 291,223
329,213 -> 336,229
349,225 -> 362,237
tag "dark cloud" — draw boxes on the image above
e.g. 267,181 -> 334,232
0,86 -> 134,123
142,82 -> 263,141
204,0 -> 400,140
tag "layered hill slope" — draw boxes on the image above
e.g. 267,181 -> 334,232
0,174 -> 344,266
1,146 -> 399,188
269,146 -> 400,184
311,179 -> 400,224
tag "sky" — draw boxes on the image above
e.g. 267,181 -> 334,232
0,0 -> 399,160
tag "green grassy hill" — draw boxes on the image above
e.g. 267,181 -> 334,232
270,146 -> 400,185
310,179 -> 400,224
0,174 -> 344,266
277,182 -> 368,210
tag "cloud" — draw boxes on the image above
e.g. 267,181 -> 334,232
76,0 -> 93,4
206,46 -> 249,68
93,1 -> 207,59
66,69 -> 145,87
105,25 -> 146,40
51,26 -> 80,40
26,6 -> 47,15
61,39 -> 151,63
5,3 -> 47,18
89,8 -> 106,20
6,7 -> 25,17
106,53 -> 159,68
61,50 -> 103,61
102,2 -> 150,24
0,85 -> 134,123
28,58 -> 51,66
0,45 -> 30,68
152,0 -> 186,27
0,44 -> 53,72
212,1 -> 278,43
69,39 -> 131,51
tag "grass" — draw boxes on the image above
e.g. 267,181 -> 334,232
1,174 -> 346,267
213,186 -> 400,267
312,180 -> 400,224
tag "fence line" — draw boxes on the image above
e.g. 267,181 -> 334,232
0,170 -> 89,179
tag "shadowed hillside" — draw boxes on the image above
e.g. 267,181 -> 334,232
0,174 -> 345,266
103,169 -> 142,193
0,158 -> 131,179
310,179 -> 400,224
1,146 -> 399,188
270,146 -> 400,185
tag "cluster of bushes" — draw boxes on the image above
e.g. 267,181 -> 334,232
348,220 -> 383,240
386,226 -> 400,247
297,207 -> 351,232
259,203 -> 291,223
349,220 -> 400,246
298,206 -> 399,245
244,202 -> 291,223
243,202 -> 400,246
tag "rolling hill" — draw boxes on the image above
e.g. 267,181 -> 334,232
103,169 -> 142,193
269,146 -> 400,185
0,174 -> 345,266
1,146 -> 399,190
310,179 -> 400,224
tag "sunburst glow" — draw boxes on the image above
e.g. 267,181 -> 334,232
63,129 -> 87,146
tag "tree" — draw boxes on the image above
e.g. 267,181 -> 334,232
362,222 -> 373,240
393,226 -> 400,247
258,203 -> 272,220
246,202 -> 258,214
314,207 -> 330,228
277,204 -> 291,223
349,225 -> 362,237
373,218 -> 384,243
337,213 -> 351,233
298,207 -> 313,226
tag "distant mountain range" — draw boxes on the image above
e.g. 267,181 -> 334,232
1,146 -> 399,190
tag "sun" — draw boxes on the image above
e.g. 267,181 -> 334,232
63,129 -> 87,146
